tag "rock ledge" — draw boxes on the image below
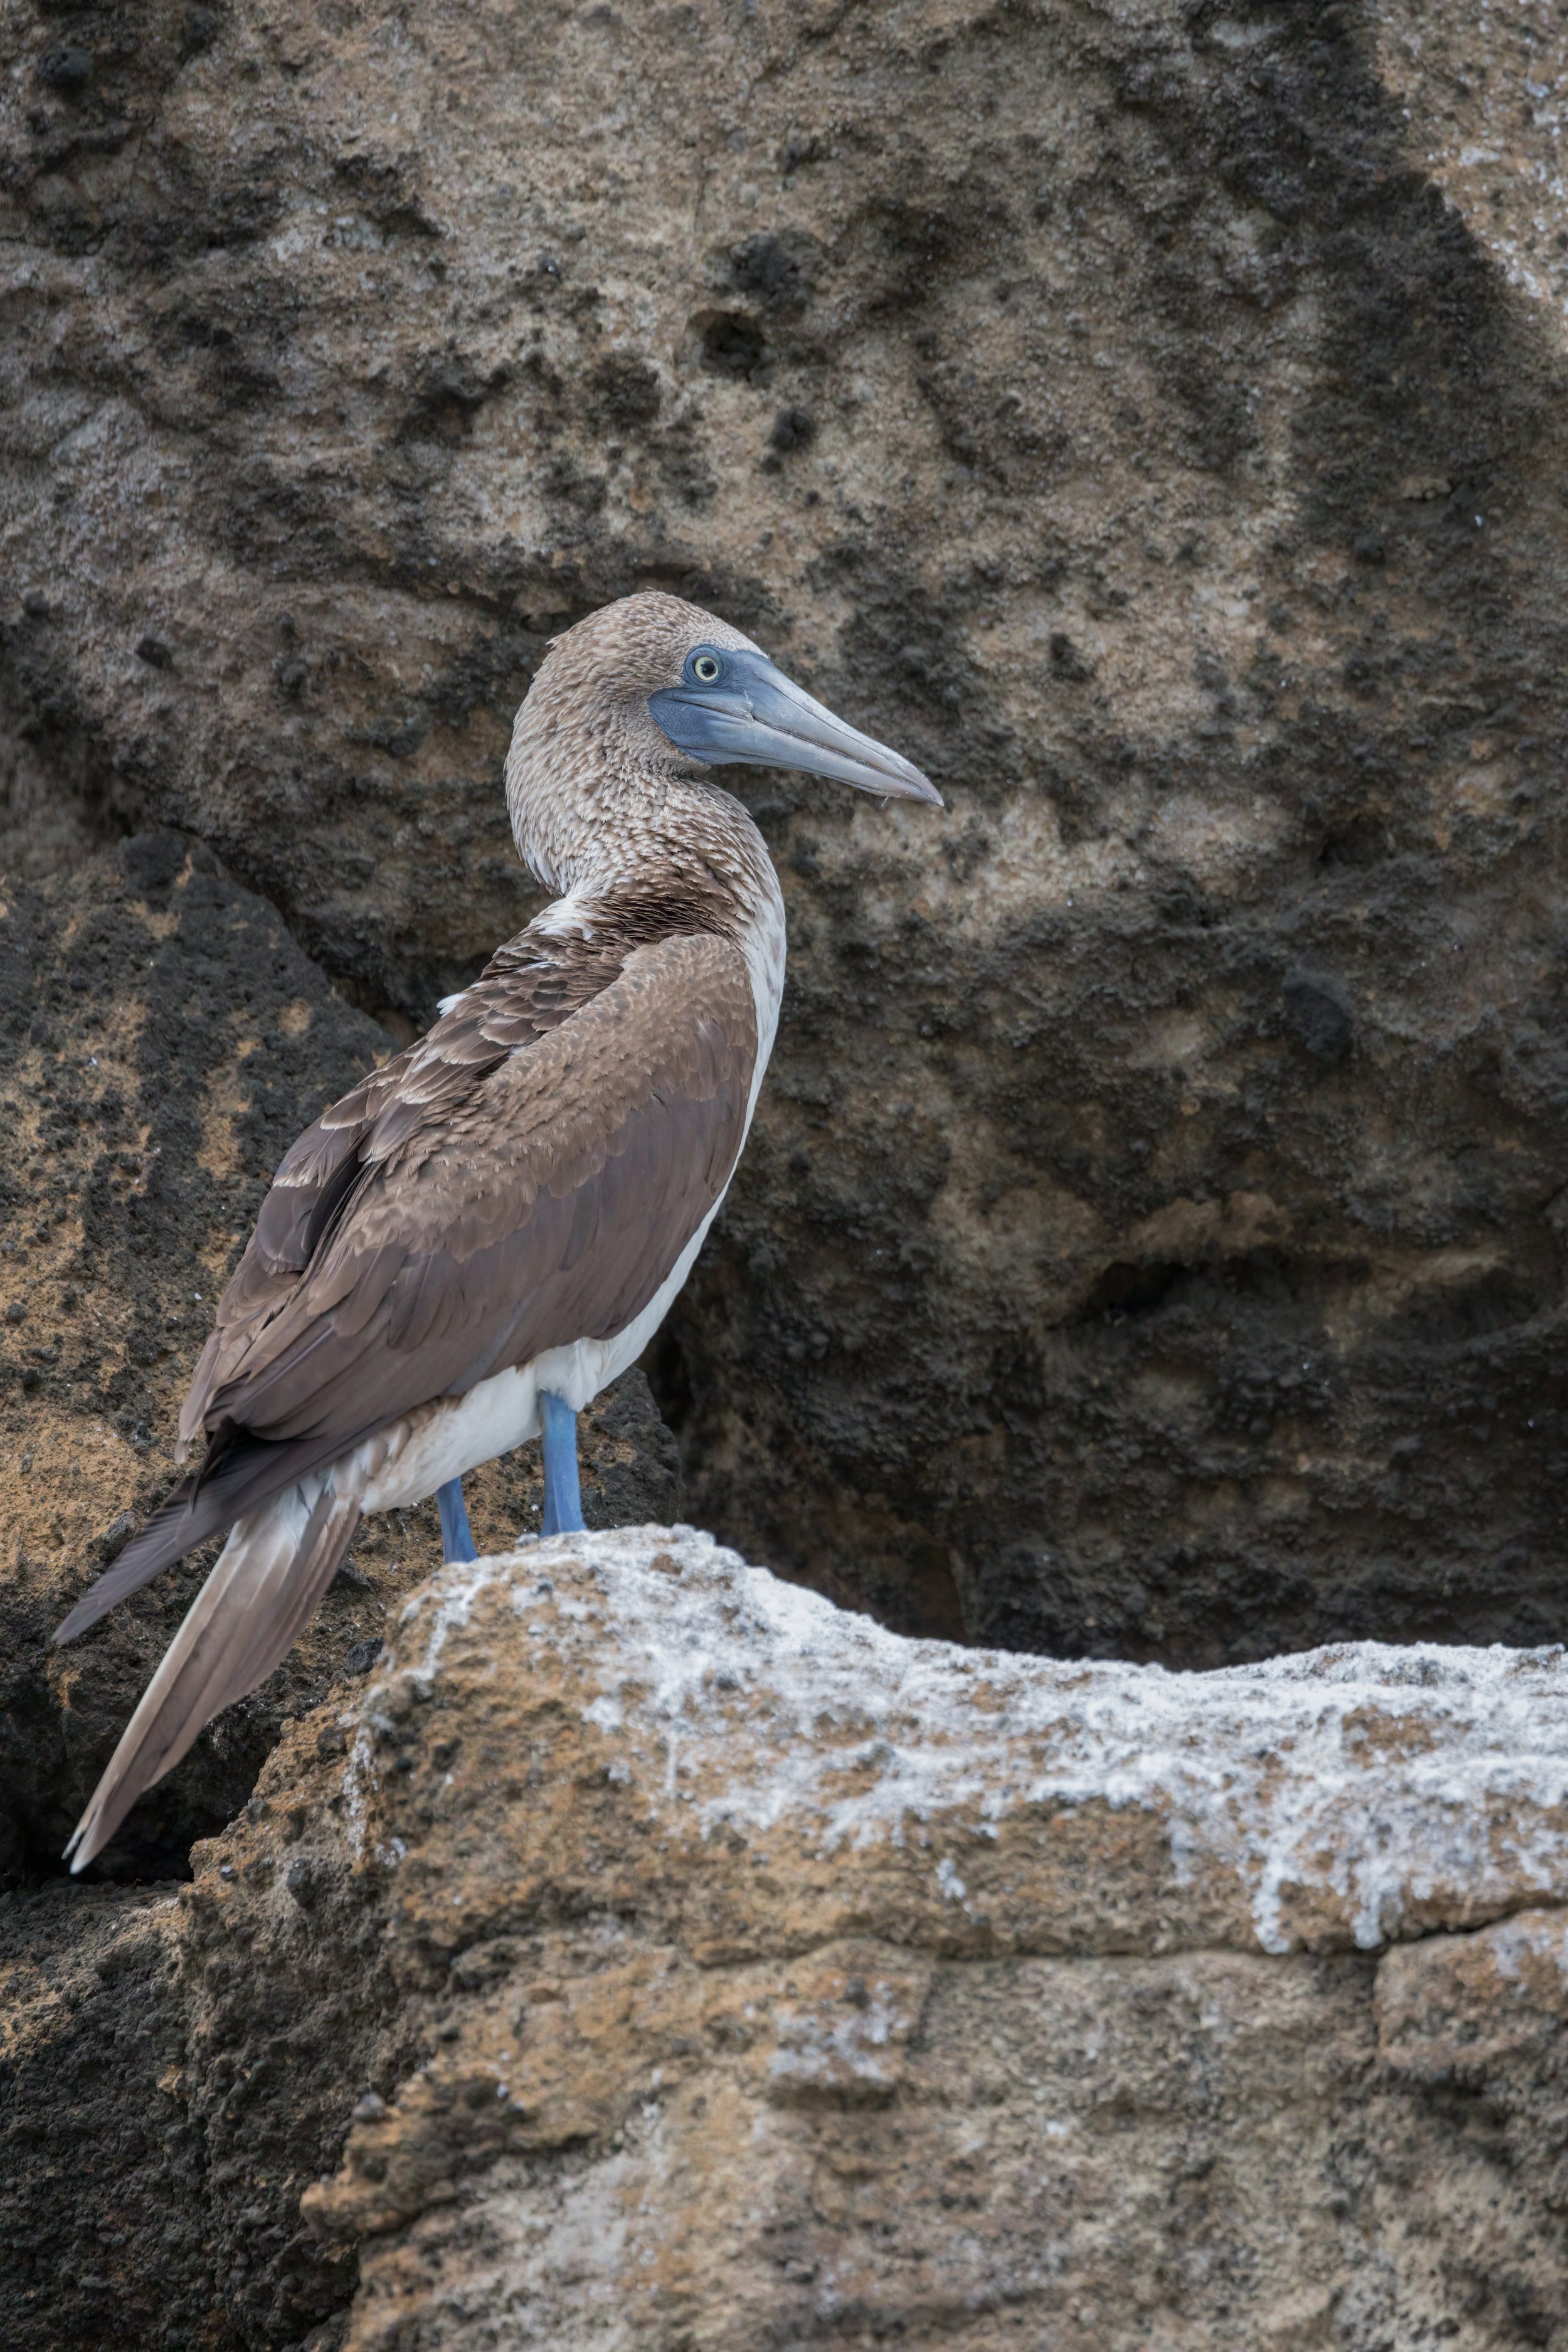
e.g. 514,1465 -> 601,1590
343,1528 -> 1568,1965
8,1529 -> 1568,2351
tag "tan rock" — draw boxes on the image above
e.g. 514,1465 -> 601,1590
147,1530 -> 1568,2347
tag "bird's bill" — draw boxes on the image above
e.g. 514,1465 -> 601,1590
650,649 -> 943,805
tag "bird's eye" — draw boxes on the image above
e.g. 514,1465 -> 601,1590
691,652 -> 722,684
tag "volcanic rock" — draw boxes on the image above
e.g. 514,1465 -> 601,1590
8,1527 -> 1568,2349
4,0 -> 1568,1658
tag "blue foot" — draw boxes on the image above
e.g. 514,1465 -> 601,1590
436,1476 -> 477,1563
539,1390 -> 585,1535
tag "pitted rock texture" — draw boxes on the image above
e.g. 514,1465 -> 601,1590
0,1885 -> 214,2351
0,839 -> 681,1884
4,0 -> 1568,1661
8,1531 -> 1568,2351
3,0 -> 1568,1665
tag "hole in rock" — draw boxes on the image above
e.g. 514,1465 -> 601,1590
1316,816 -> 1388,869
1075,1259 -> 1186,1322
15,1812 -> 199,1889
693,310 -> 770,379
0,706 -> 137,881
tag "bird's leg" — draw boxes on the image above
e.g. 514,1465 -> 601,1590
539,1390 -> 585,1536
436,1478 -> 477,1564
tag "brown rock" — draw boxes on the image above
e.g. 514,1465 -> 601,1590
4,0 -> 1568,1661
11,1528 -> 1568,2349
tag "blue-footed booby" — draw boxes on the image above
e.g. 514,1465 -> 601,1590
55,592 -> 941,1870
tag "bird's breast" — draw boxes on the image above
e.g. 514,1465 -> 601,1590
734,884 -> 787,1123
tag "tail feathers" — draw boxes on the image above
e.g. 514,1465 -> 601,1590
55,1430 -> 358,1646
65,1477 -> 361,1873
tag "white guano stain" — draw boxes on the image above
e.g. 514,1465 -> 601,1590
342,1527 -> 1568,1955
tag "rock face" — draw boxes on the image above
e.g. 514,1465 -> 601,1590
0,838 -> 681,1881
4,0 -> 1568,1659
0,1885 -> 208,2348
9,11 -> 1567,2344
7,1528 -> 1568,2351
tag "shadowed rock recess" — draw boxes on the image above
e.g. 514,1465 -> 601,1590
8,1529 -> 1568,2351
3,0 -> 1567,1659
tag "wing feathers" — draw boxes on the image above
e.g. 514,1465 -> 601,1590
327,1245 -> 405,1341
253,1120 -> 366,1274
195,934 -> 757,1451
58,926 -> 756,1673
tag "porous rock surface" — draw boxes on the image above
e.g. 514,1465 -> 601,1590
5,0 -> 1568,1659
0,835 -> 681,1882
7,1527 -> 1568,2351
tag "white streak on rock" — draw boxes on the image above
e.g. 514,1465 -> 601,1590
369,1528 -> 1568,1955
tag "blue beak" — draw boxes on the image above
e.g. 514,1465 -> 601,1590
650,648 -> 943,807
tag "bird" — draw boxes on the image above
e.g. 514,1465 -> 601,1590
55,591 -> 942,1870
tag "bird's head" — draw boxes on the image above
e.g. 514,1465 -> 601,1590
523,591 -> 943,810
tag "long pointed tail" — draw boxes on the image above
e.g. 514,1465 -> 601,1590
65,1476 -> 361,1873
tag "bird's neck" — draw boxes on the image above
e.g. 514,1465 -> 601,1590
505,726 -> 788,1116
506,735 -> 783,953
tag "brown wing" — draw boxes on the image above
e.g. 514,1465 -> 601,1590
176,928 -> 633,1455
184,930 -> 756,1451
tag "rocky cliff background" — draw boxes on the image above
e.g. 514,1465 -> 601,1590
4,0 -> 1568,1671
6,3 -> 1568,2346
